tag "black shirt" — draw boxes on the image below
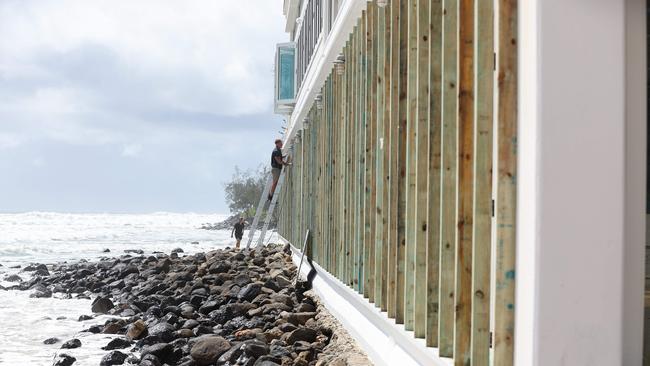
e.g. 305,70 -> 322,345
234,223 -> 244,236
271,147 -> 283,169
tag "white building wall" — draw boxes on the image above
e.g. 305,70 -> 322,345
517,0 -> 645,365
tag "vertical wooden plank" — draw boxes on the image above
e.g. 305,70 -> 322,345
345,34 -> 357,288
438,0 -> 459,355
455,0 -> 475,364
343,40 -> 352,285
471,0 -> 494,362
426,0 -> 443,348
379,0 -> 392,312
404,0 -> 418,331
387,0 -> 402,319
365,2 -> 377,303
414,0 -> 431,339
395,0 -> 409,325
355,17 -> 364,292
374,0 -> 388,310
494,0 -> 517,364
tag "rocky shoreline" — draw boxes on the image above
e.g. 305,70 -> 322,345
5,244 -> 371,366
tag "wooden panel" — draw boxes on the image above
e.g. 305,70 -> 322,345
494,0 -> 517,364
380,0 -> 392,312
387,0 -> 401,319
414,0 -> 431,339
471,0 -> 494,363
374,2 -> 387,310
355,15 -> 364,292
426,0 -> 443,348
364,4 -> 377,301
404,0 -> 418,331
395,0 -> 409,325
439,1 -> 460,351
454,0 -> 475,364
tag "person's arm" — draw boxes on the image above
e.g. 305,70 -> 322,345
282,155 -> 291,166
274,155 -> 284,166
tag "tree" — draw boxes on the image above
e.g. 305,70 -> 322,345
223,165 -> 268,217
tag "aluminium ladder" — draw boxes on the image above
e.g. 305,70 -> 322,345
256,168 -> 286,247
245,176 -> 273,248
245,167 -> 287,249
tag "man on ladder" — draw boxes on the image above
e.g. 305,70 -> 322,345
269,138 -> 290,201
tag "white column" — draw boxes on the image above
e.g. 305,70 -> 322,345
517,0 -> 646,365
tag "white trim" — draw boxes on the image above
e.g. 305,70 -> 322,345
283,0 -> 367,152
284,0 -> 302,34
515,0 -> 539,364
278,236 -> 453,366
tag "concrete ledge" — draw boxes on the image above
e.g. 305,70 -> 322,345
279,236 -> 453,366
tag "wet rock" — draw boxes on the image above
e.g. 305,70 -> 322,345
208,262 -> 230,274
139,353 -> 162,366
61,338 -> 82,349
171,248 -> 184,254
100,350 -> 128,366
103,319 -> 127,334
238,283 -> 262,302
286,328 -> 317,345
44,337 -> 60,345
5,274 -> 22,282
216,342 -> 244,365
30,285 -> 52,298
190,336 -> 231,365
243,339 -> 269,358
254,361 -> 281,366
148,322 -> 175,342
78,315 -> 93,321
274,275 -> 291,288
126,319 -> 148,340
140,343 -> 174,363
92,296 -> 114,314
102,337 -> 132,350
54,354 -> 76,366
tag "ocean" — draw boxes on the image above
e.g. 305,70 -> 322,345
0,212 -> 271,366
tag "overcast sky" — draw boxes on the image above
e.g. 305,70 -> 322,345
0,1 -> 288,214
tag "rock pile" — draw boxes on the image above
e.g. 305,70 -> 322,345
22,244 -> 337,366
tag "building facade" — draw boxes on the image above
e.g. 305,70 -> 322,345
272,1 -> 646,365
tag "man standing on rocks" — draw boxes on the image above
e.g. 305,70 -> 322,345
231,217 -> 246,249
269,139 -> 290,201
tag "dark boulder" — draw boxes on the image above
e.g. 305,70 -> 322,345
100,350 -> 128,366
91,296 -> 114,314
140,343 -> 175,364
61,338 -> 82,349
148,322 -> 175,342
190,336 -> 231,366
238,283 -> 262,302
102,337 -> 132,350
54,354 -> 76,366
286,328 -> 317,345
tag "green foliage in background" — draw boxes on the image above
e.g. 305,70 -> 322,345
224,165 -> 268,217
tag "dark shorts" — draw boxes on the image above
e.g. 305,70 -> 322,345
272,167 -> 281,180
235,234 -> 243,240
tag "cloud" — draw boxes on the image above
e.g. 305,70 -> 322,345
0,1 -> 288,213
0,133 -> 22,149
121,144 -> 143,157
